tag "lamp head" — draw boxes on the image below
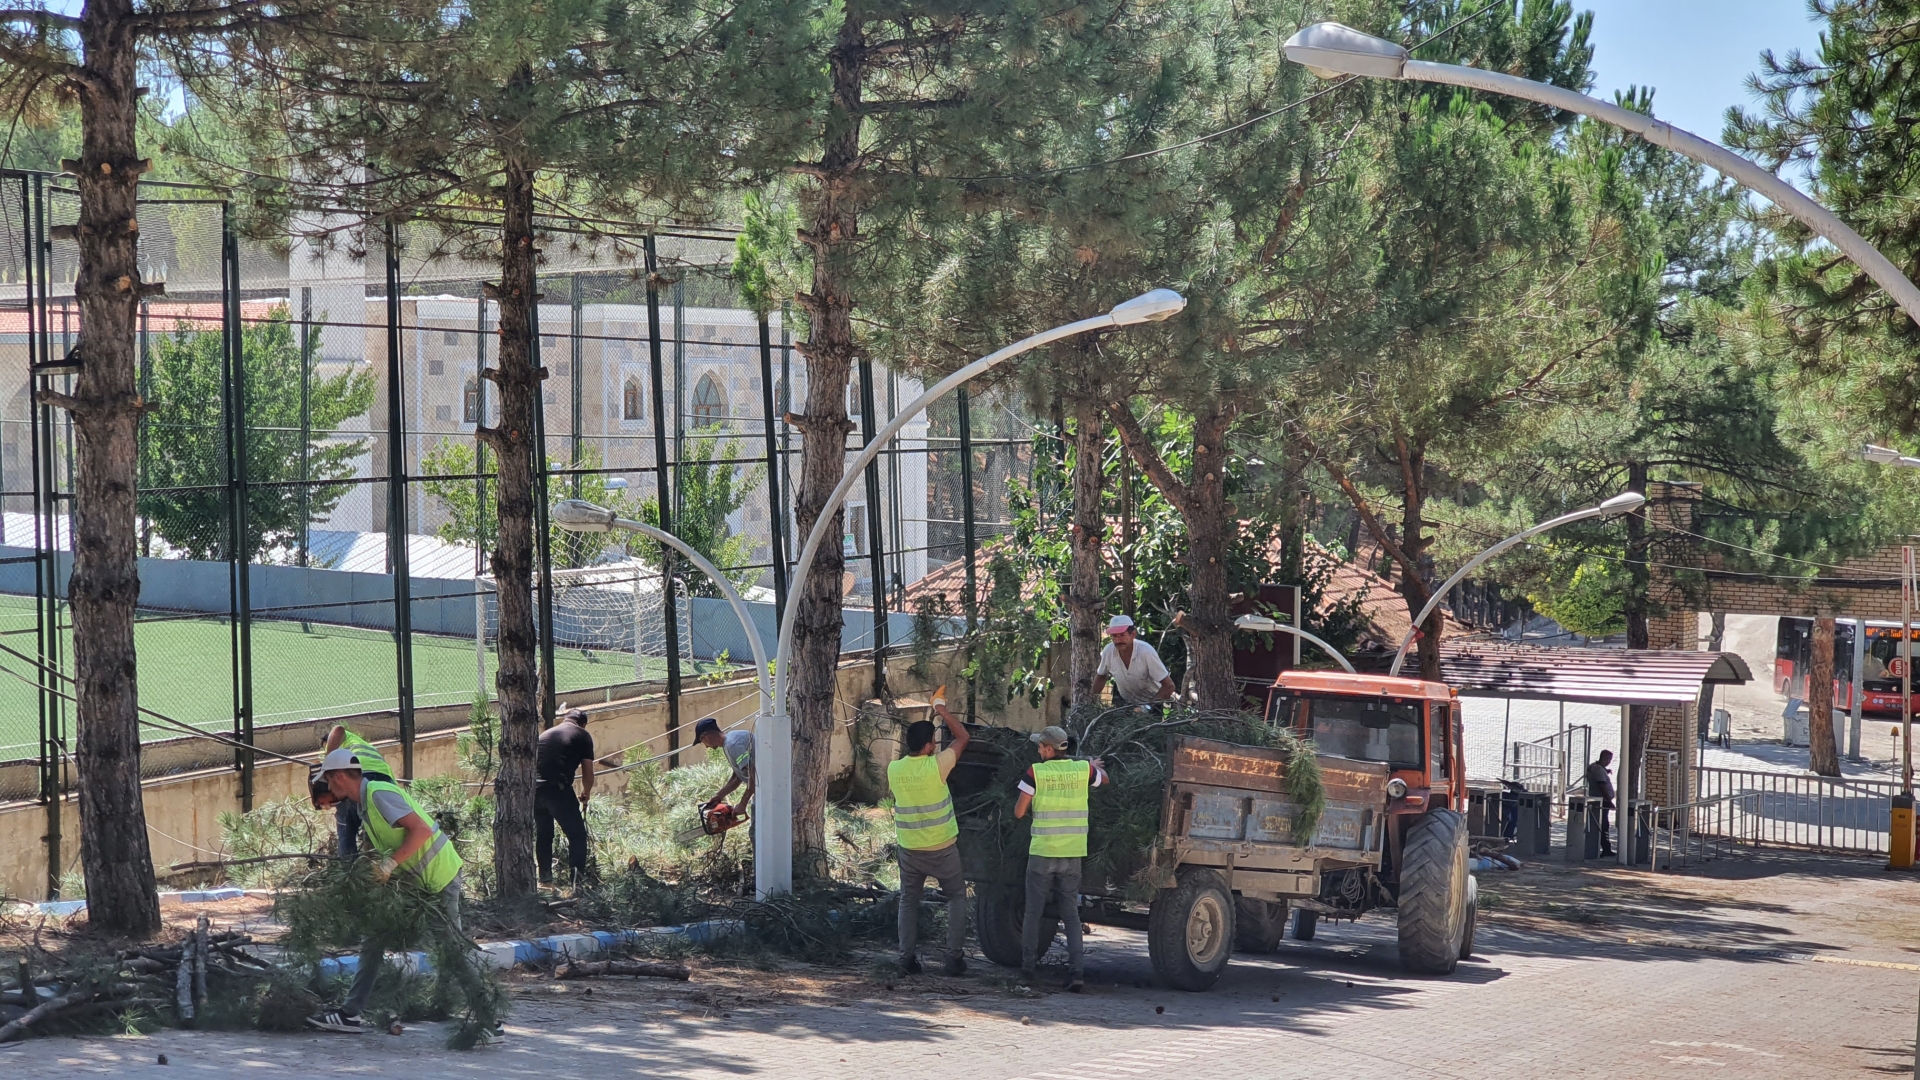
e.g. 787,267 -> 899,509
552,498 -> 618,532
1597,491 -> 1647,514
1234,614 -> 1283,632
1108,288 -> 1186,326
1283,22 -> 1409,81
1862,443 -> 1903,465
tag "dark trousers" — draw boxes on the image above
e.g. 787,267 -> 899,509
1021,854 -> 1085,975
896,843 -> 967,962
1596,803 -> 1616,854
336,799 -> 361,858
536,783 -> 590,884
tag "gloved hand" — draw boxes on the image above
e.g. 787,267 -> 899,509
932,684 -> 947,709
370,856 -> 397,884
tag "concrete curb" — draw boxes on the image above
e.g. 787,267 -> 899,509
19,886 -> 249,918
315,920 -> 744,978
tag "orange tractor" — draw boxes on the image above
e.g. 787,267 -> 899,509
957,668 -> 1475,990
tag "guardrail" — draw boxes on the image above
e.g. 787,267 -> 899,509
1695,766 -> 1900,855
1649,792 -> 1760,870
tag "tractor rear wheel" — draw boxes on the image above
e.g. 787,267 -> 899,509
1149,868 -> 1235,991
973,883 -> 1054,969
1396,808 -> 1468,975
1233,897 -> 1288,954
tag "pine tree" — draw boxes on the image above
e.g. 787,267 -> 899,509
194,0 -> 775,897
0,0 -> 305,934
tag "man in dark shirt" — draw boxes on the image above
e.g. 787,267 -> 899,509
1584,749 -> 1617,857
537,707 -> 597,889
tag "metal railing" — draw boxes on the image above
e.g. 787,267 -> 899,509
1649,792 -> 1760,870
1508,724 -> 1591,808
1695,766 -> 1901,855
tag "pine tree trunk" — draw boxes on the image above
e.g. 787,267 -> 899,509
1066,395 -> 1105,708
1809,616 -> 1841,776
67,0 -> 161,934
787,11 -> 865,877
1395,441 -> 1441,681
486,150 -> 542,899
1184,411 -> 1237,710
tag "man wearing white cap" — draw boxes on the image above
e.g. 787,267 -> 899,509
1089,614 -> 1174,706
304,746 -> 486,1039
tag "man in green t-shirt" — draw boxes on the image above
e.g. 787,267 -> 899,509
308,725 -> 393,858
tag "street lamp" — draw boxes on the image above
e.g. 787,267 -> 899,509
1387,492 -> 1646,678
1282,22 -> 1920,330
1232,614 -> 1357,673
760,288 -> 1187,897
549,499 -> 773,715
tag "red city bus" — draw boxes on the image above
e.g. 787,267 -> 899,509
1776,617 -> 1920,716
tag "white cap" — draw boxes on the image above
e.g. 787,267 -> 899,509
318,747 -> 364,776
1105,614 -> 1135,634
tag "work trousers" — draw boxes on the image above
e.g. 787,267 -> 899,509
896,842 -> 967,962
1021,854 -> 1085,975
336,799 -> 361,858
536,783 -> 590,884
344,873 -> 462,1016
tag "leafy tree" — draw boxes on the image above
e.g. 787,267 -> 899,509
139,309 -> 375,560
1526,558 -> 1627,639
418,440 -> 641,569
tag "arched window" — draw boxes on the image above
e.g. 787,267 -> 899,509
692,372 -> 727,422
462,379 -> 480,424
623,376 -> 645,421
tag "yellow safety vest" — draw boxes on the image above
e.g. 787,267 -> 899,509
1029,759 -> 1091,858
341,730 -> 392,780
360,778 -> 464,893
888,754 -> 958,851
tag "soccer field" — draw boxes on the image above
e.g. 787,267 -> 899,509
0,595 -> 671,761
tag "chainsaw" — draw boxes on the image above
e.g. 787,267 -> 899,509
677,802 -> 747,845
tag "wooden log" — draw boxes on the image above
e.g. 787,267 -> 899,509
553,959 -> 690,981
173,941 -> 194,1025
192,916 -> 209,1009
0,989 -> 89,1043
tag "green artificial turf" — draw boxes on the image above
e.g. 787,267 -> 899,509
0,594 -> 677,761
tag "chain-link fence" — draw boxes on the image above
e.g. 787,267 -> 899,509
0,171 -> 1038,850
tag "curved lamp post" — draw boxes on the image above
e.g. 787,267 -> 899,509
1387,492 -> 1647,678
1281,22 -> 1920,329
757,288 -> 1187,898
1232,614 -> 1357,673
550,498 -> 774,713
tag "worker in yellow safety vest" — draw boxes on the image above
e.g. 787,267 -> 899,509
1012,725 -> 1106,992
887,686 -> 971,976
304,747 -> 495,1042
309,725 -> 393,858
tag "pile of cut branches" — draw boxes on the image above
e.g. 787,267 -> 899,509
956,705 -> 1324,896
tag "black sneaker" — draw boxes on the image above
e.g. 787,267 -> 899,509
942,956 -> 967,977
306,1010 -> 365,1034
899,955 -> 923,975
1066,974 -> 1085,993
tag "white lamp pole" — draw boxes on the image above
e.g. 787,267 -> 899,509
1387,492 -> 1647,678
762,289 -> 1187,897
1281,23 -> 1920,330
1231,614 -> 1357,673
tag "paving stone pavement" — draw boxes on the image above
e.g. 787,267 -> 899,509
4,915 -> 1911,1079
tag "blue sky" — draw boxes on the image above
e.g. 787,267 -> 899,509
1577,0 -> 1826,141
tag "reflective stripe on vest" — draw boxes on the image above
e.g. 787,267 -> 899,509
888,754 -> 958,850
1029,759 -> 1091,858
359,778 -> 464,893
342,731 -> 392,780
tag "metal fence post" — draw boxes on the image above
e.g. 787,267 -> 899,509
779,304 -> 793,574
758,313 -> 787,624
532,273 -> 557,728
474,293 -> 490,698
857,357 -> 888,696
297,287 -> 313,569
26,171 -> 63,899
644,236 -> 682,765
384,220 -> 416,777
222,205 -> 255,808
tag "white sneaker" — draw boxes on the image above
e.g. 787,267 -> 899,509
475,1024 -> 506,1046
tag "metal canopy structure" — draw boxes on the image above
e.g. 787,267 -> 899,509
1439,643 -> 1752,706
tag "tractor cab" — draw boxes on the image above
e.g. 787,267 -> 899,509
1265,670 -> 1465,815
